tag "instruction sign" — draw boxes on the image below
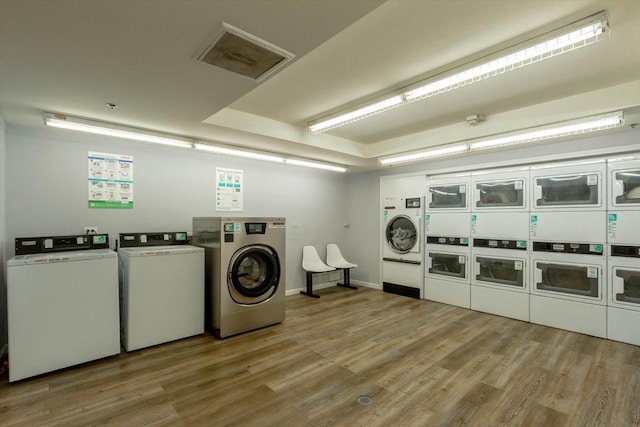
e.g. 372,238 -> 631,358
88,151 -> 134,209
216,167 -> 243,211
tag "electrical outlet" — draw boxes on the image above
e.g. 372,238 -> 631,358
84,226 -> 98,235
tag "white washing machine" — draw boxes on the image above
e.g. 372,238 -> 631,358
471,240 -> 529,322
7,234 -> 120,382
192,217 -> 286,338
382,196 -> 424,299
607,155 -> 640,244
425,237 -> 470,308
530,242 -> 607,338
118,232 -> 204,351
607,244 -> 640,346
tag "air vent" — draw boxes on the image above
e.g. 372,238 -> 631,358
195,22 -> 295,82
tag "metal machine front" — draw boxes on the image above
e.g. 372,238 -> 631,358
227,244 -> 280,304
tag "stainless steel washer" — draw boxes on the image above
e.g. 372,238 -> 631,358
192,217 -> 286,338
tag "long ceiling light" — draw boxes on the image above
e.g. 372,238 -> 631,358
469,111 -> 624,151
193,143 -> 285,163
308,11 -> 609,133
379,110 -> 624,167
44,113 -> 194,149
285,158 -> 347,173
379,144 -> 469,166
44,113 -> 348,172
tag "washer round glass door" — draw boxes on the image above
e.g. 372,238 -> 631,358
386,215 -> 418,253
228,244 -> 280,304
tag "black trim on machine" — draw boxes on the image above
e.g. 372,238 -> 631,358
611,245 -> 640,258
532,241 -> 603,255
383,282 -> 421,299
15,234 -> 110,255
382,257 -> 421,265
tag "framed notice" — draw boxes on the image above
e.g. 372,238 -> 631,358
88,151 -> 134,209
216,167 -> 243,211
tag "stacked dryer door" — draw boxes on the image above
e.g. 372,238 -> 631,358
193,217 -> 286,338
382,196 -> 424,299
470,168 -> 530,321
424,174 -> 471,308
529,160 -> 607,338
606,155 -> 640,345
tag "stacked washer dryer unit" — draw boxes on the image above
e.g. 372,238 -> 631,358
470,168 -> 530,321
424,174 -> 471,308
606,155 -> 640,346
7,234 -> 120,382
381,176 -> 424,299
529,160 -> 608,338
192,217 -> 286,338
118,232 -> 204,351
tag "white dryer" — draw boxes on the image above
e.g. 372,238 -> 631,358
382,196 -> 424,299
118,232 -> 204,351
7,234 -> 120,382
530,159 -> 607,243
607,155 -> 640,244
425,173 -> 471,241
192,217 -> 285,338
607,244 -> 640,346
471,240 -> 529,321
530,242 -> 607,338
425,237 -> 470,308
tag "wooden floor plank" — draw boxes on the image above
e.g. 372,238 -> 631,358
0,287 -> 638,426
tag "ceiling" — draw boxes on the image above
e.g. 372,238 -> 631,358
1,0 -> 639,173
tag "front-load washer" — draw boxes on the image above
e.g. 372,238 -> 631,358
7,234 -> 119,382
607,244 -> 640,346
425,236 -> 470,308
118,232 -> 204,351
382,196 -> 424,299
530,242 -> 607,338
471,239 -> 529,321
607,155 -> 640,244
192,217 -> 286,338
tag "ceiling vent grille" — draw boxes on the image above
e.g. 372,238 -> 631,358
195,22 -> 295,82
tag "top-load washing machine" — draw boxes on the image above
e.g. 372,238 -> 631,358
607,155 -> 640,245
7,234 -> 120,382
529,159 -> 607,338
425,173 -> 471,308
118,232 -> 204,351
192,217 -> 286,338
470,168 -> 530,321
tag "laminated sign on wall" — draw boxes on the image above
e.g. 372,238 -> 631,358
88,151 -> 134,209
216,167 -> 243,211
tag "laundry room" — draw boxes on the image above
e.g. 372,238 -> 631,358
1,1 -> 640,425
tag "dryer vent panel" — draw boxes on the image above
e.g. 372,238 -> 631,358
195,22 -> 295,82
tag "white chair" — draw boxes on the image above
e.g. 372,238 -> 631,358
301,245 -> 335,298
326,243 -> 358,291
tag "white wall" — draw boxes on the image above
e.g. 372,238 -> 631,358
0,116 -> 7,356
4,125 -> 350,296
345,130 -> 640,287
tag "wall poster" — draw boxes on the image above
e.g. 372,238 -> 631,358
88,151 -> 134,209
216,167 -> 243,211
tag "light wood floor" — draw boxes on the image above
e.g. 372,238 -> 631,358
1,287 -> 639,426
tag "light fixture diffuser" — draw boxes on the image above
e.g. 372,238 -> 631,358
44,113 -> 194,148
285,158 -> 347,172
468,111 -> 624,151
193,143 -> 285,163
308,11 -> 609,133
379,144 -> 468,166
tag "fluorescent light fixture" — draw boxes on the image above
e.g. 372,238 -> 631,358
43,112 -> 348,172
285,158 -> 347,173
193,143 -> 285,163
308,11 -> 608,133
469,111 -> 624,151
379,144 -> 468,166
43,113 -> 194,149
308,95 -> 405,133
